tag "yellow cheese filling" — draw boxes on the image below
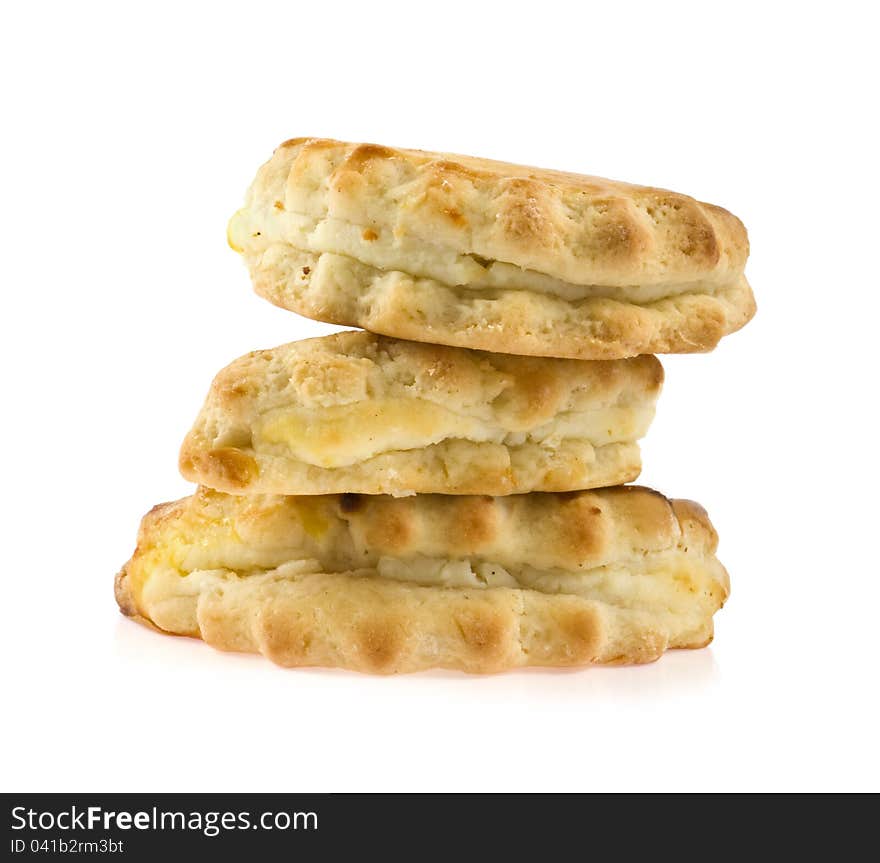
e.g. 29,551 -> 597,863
256,398 -> 490,468
254,399 -> 653,468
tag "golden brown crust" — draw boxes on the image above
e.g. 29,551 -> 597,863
116,485 -> 729,674
251,137 -> 749,285
179,332 -> 662,496
228,137 -> 755,359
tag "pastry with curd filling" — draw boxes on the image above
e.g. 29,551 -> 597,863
228,137 -> 755,360
179,331 -> 663,496
115,485 -> 729,673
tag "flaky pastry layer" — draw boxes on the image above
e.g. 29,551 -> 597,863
116,486 -> 729,673
228,137 -> 755,359
180,331 -> 662,496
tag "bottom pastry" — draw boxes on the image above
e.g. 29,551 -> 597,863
116,486 -> 729,673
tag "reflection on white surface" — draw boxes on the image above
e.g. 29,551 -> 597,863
112,615 -> 719,699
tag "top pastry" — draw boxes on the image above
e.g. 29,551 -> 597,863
228,137 -> 755,360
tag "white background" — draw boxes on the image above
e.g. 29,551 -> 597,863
2,1 -> 877,792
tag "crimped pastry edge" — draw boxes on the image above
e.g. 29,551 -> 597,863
115,565 -> 714,673
115,488 -> 729,674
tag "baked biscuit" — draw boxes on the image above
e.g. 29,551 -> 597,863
228,137 -> 755,360
179,331 -> 662,496
116,486 -> 729,673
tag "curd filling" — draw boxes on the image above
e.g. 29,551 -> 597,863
228,208 -> 720,303
377,556 -> 519,589
374,555 -> 714,613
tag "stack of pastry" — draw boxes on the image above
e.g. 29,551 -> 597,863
116,138 -> 755,673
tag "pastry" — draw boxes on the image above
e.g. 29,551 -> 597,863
116,485 -> 729,673
228,137 -> 755,360
179,331 -> 663,496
